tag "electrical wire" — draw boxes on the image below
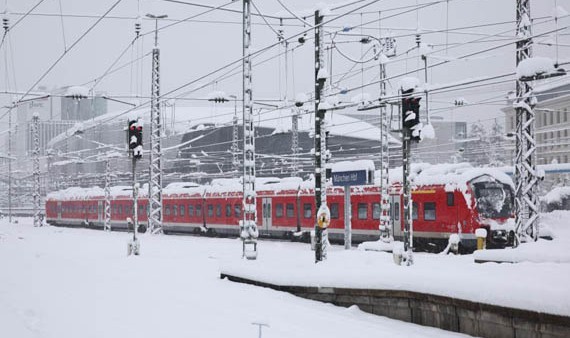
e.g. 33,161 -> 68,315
17,0 -> 124,104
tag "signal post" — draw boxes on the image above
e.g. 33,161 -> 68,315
127,119 -> 143,256
400,86 -> 421,266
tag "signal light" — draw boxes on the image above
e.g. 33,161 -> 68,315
401,89 -> 421,142
127,119 -> 143,159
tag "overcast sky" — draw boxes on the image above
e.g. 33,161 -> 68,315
0,0 -> 568,130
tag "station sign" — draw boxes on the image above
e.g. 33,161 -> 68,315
332,170 -> 369,186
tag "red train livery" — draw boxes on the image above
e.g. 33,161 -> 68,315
46,164 -> 516,251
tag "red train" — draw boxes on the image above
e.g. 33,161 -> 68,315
45,164 -> 516,251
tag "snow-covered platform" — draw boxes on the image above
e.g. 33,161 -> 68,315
220,211 -> 570,338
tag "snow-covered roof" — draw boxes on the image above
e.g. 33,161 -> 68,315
386,163 -> 513,188
48,104 -> 395,149
48,163 -> 514,201
47,186 -> 104,200
542,186 -> 570,205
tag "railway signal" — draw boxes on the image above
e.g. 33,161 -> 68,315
402,89 -> 421,142
126,118 -> 143,255
127,119 -> 143,159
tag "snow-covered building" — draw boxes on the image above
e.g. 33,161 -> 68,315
45,104 -> 399,190
503,77 -> 570,165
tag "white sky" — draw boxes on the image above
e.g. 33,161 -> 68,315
0,0 -> 568,130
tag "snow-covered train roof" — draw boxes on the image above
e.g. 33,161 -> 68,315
47,163 -> 514,201
385,163 -> 513,188
47,186 -> 105,200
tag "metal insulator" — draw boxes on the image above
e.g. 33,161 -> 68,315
415,34 -> 421,47
2,16 -> 9,31
134,16 -> 142,37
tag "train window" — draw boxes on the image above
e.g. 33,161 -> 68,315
424,202 -> 436,221
303,204 -> 312,218
180,205 -> 185,216
357,203 -> 368,220
196,205 -> 202,217
173,205 -> 178,216
118,205 -> 123,215
207,205 -> 213,217
139,204 -> 145,215
188,205 -> 194,217
226,204 -> 232,217
330,203 -> 339,219
372,203 -> 381,220
216,205 -> 222,217
165,205 -> 171,216
286,203 -> 294,218
275,204 -> 284,218
447,193 -> 454,206
234,204 -> 241,218
394,202 -> 400,220
412,203 -> 418,220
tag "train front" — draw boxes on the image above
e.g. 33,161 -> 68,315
470,176 -> 515,248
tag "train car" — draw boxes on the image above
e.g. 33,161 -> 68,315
46,163 -> 515,251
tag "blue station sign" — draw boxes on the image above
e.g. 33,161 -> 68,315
332,170 -> 369,186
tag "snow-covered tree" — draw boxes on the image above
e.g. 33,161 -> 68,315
488,119 -> 507,167
463,121 -> 491,166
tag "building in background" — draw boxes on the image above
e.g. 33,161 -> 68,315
504,77 -> 570,165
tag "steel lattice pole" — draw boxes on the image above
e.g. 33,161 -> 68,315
231,105 -> 240,176
379,63 -> 391,241
291,108 -> 299,177
104,159 -> 111,231
32,114 -> 41,227
514,0 -> 539,244
241,0 -> 259,259
148,21 -> 163,234
8,105 -> 12,223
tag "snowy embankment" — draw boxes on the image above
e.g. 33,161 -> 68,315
222,211 -> 570,317
0,219 -> 467,338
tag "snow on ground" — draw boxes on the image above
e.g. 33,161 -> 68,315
0,219 -> 468,338
222,212 -> 570,317
474,210 -> 570,264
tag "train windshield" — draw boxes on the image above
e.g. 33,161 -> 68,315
472,181 -> 513,219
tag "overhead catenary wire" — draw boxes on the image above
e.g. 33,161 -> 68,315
16,0 -> 125,104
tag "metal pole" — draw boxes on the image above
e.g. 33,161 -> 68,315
401,90 -> 414,266
104,159 -> 111,231
241,0 -> 258,259
231,97 -> 240,176
291,107 -> 299,176
32,114 -> 41,227
133,157 -> 138,242
344,186 -> 351,249
514,0 -> 539,245
379,62 -> 391,241
8,105 -> 12,223
314,10 -> 327,262
148,16 -> 164,235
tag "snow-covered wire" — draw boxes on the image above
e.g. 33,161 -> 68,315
17,0 -> 125,103
274,0 -> 313,27
251,0 -> 282,39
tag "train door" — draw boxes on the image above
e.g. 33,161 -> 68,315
261,198 -> 272,232
390,195 -> 403,239
57,202 -> 62,220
